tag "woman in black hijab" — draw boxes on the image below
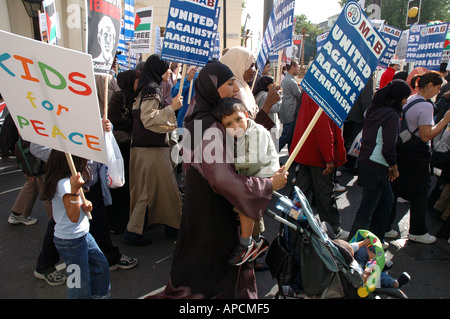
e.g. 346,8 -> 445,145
152,61 -> 288,299
123,54 -> 183,245
109,70 -> 140,145
106,70 -> 140,233
348,79 -> 411,242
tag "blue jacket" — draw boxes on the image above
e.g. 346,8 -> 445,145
171,72 -> 198,128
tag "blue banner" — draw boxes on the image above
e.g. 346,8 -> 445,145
414,23 -> 448,71
272,0 -> 295,52
300,0 -> 387,128
161,0 -> 218,66
123,0 -> 134,41
256,10 -> 276,73
208,6 -> 221,61
378,24 -> 403,69
316,31 -> 329,52
117,0 -> 138,71
406,23 -> 426,63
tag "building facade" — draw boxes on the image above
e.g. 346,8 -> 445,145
0,0 -> 242,61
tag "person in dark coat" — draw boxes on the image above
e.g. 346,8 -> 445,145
348,80 -> 412,242
106,69 -> 139,233
151,61 -> 288,299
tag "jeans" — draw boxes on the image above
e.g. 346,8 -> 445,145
380,272 -> 396,288
349,162 -> 394,242
278,121 -> 296,152
54,233 -> 110,299
86,181 -> 121,266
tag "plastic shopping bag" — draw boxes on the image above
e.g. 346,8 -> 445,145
348,131 -> 362,158
104,130 -> 125,188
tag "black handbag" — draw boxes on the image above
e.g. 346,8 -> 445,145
266,232 -> 299,286
113,94 -> 132,145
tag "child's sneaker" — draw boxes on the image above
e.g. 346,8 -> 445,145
248,237 -> 269,262
228,239 -> 258,266
109,254 -> 138,271
397,272 -> 411,288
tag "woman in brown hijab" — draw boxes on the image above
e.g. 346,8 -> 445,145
152,61 -> 288,299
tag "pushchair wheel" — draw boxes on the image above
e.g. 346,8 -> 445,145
372,288 -> 408,299
274,291 -> 287,299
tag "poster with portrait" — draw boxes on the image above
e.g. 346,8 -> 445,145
86,0 -> 122,75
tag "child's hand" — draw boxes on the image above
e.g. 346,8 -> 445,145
81,200 -> 93,213
102,118 -> 112,132
70,172 -> 85,194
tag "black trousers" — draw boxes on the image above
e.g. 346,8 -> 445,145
295,164 -> 342,234
389,154 -> 431,235
85,180 -> 121,266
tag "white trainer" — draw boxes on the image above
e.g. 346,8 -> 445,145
408,233 -> 436,244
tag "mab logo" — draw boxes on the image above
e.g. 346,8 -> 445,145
179,0 -> 217,10
345,2 -> 362,26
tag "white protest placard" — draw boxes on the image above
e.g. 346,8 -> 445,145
0,31 -> 107,164
130,7 -> 154,54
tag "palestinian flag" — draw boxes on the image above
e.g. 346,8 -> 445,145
134,9 -> 152,32
444,29 -> 450,50
43,0 -> 57,45
0,101 -> 6,115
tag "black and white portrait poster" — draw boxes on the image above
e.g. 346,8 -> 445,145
86,0 -> 122,74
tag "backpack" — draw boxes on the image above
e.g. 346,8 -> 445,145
15,137 -> 46,177
0,113 -> 19,157
398,98 -> 429,144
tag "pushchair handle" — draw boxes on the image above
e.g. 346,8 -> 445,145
265,209 -> 299,231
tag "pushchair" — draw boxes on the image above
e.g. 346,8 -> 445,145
264,186 -> 408,299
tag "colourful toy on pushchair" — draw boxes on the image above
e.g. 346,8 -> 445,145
349,229 -> 385,298
265,186 -> 407,299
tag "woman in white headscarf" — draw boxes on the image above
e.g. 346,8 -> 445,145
220,46 -> 260,118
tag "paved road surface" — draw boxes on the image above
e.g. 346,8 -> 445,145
0,152 -> 449,300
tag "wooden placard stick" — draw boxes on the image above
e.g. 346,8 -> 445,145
187,66 -> 194,104
64,152 -> 92,220
251,71 -> 258,91
178,64 -> 187,96
103,74 -> 110,120
276,50 -> 283,85
283,108 -> 323,171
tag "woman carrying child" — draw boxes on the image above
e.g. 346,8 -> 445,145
152,61 -> 287,299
